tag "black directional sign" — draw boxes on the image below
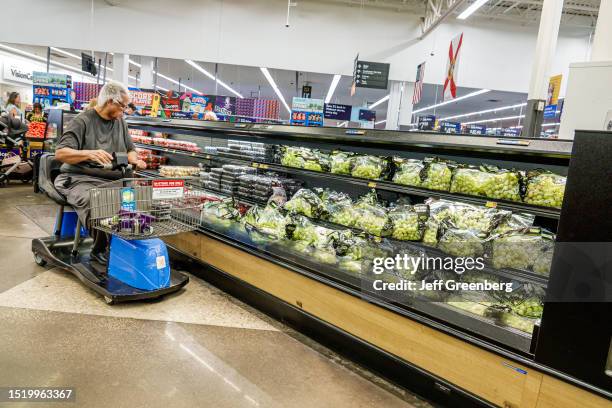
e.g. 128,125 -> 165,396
353,60 -> 390,90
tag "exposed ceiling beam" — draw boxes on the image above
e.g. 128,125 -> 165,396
420,0 -> 468,39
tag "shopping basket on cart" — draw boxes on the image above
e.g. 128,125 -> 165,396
87,177 -> 203,292
89,178 -> 203,240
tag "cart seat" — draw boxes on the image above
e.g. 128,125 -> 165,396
37,153 -> 69,206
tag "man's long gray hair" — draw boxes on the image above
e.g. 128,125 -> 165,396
97,80 -> 129,107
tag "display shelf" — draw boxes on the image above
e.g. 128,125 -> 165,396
134,142 -> 562,219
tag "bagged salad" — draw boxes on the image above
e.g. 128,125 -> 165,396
200,198 -> 240,227
392,157 -> 425,187
280,146 -> 307,168
329,150 -> 354,175
350,155 -> 390,180
389,203 -> 429,241
524,169 -> 566,208
241,203 -> 288,239
284,188 -> 328,219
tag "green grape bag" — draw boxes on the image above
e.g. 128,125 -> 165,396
389,203 -> 429,241
392,157 -> 425,187
524,169 -> 566,208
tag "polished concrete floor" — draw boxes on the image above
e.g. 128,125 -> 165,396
0,184 -> 432,408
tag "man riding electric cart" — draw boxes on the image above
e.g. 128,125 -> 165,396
32,81 -> 191,304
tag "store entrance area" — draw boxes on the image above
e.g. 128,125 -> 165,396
0,184 -> 429,408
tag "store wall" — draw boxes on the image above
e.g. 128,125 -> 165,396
0,0 -> 591,94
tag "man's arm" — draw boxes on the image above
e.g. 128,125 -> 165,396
55,147 -> 113,165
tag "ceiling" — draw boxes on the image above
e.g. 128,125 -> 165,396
321,0 -> 600,27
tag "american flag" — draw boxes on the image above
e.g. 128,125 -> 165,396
412,62 -> 426,104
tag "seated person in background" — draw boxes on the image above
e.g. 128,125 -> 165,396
124,103 -> 139,116
54,80 -> 146,266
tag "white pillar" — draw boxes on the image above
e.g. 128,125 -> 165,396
140,56 -> 155,89
527,0 -> 563,100
591,0 -> 612,61
523,0 -> 563,137
385,81 -> 414,130
112,53 -> 130,86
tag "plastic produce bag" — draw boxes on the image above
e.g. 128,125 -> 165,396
317,190 -> 357,227
350,155 -> 389,180
481,167 -> 523,202
283,188 -> 328,218
489,228 -> 555,275
392,158 -> 424,187
421,158 -> 453,191
450,165 -> 491,197
389,204 -> 429,241
524,170 -> 566,208
330,150 -> 354,175
303,150 -> 331,172
493,212 -> 536,235
280,146 -> 307,168
241,203 -> 288,239
437,221 -> 487,258
200,198 -> 239,228
422,198 -> 455,246
354,203 -> 392,237
451,203 -> 510,235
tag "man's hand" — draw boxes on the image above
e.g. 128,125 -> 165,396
86,149 -> 113,165
135,160 -> 147,170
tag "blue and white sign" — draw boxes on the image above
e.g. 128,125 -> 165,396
439,121 -> 461,134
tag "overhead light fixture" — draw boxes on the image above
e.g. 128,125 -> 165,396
185,60 -> 244,98
129,59 -> 141,68
457,0 -> 490,20
50,47 -> 80,60
325,74 -> 341,104
462,114 -> 525,125
155,85 -> 169,92
0,43 -> 101,78
439,102 -> 527,121
542,122 -> 561,127
337,121 -> 348,127
260,67 -> 291,114
412,89 -> 491,114
369,94 -> 390,109
375,119 -> 387,125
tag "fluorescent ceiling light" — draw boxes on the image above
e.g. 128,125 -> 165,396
462,114 -> 525,125
412,89 -> 491,114
337,121 -> 348,127
369,94 -> 390,109
260,67 -> 291,114
129,59 -> 141,68
50,47 -> 80,60
542,122 -> 561,127
156,85 -> 169,92
0,43 -> 100,78
375,119 -> 386,125
185,60 -> 243,98
457,0 -> 490,20
439,102 -> 527,121
325,74 -> 341,104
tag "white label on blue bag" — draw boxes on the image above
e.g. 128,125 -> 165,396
156,255 -> 166,270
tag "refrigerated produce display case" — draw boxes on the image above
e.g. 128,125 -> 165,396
126,117 -> 611,408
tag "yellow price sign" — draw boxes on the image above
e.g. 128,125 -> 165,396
485,201 -> 498,208
191,152 -> 196,156
367,182 -> 377,188
259,164 -> 269,169
251,162 -> 259,168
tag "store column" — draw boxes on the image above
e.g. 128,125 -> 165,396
112,53 -> 130,86
385,81 -> 414,130
590,0 -> 612,61
140,56 -> 155,89
522,0 -> 563,137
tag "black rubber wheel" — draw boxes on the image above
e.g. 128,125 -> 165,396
103,296 -> 115,305
33,252 -> 47,266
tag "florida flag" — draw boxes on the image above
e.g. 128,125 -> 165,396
443,33 -> 464,101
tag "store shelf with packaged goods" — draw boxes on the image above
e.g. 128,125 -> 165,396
135,169 -> 543,354
133,142 -> 562,220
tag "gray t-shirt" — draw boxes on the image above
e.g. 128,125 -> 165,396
56,109 -> 135,179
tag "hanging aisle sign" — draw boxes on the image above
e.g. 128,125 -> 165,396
543,74 -> 562,119
324,103 -> 352,121
354,61 -> 390,90
443,33 -> 464,101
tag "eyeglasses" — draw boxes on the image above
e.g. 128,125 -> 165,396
114,100 -> 128,109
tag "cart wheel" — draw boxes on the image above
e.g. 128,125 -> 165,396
33,252 -> 47,266
103,296 -> 115,305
